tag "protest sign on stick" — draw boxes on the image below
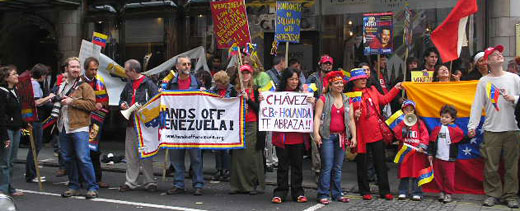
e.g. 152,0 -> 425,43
259,91 -> 313,133
275,1 -> 302,65
411,71 -> 434,82
210,0 -> 251,49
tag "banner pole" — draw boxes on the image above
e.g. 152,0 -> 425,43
28,123 -> 43,191
377,54 -> 381,81
236,47 -> 245,92
402,48 -> 408,97
162,149 -> 169,181
285,42 -> 289,68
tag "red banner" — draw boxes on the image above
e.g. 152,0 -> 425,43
210,0 -> 251,49
16,71 -> 38,122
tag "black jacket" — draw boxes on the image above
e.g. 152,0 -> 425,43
0,86 -> 24,142
119,76 -> 159,123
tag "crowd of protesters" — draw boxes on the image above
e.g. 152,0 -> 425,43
2,43 -> 520,209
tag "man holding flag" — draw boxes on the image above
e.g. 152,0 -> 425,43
468,45 -> 520,208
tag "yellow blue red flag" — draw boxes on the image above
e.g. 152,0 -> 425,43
393,143 -> 415,164
417,166 -> 434,186
403,81 -> 485,194
92,32 -> 108,48
486,82 -> 501,111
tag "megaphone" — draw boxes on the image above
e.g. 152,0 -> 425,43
404,113 -> 418,127
121,102 -> 141,120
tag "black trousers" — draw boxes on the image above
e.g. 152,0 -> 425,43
356,140 -> 390,196
273,144 -> 304,201
91,150 -> 102,182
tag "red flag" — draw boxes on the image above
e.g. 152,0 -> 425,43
431,0 -> 478,62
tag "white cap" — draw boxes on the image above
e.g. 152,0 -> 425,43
473,52 -> 485,64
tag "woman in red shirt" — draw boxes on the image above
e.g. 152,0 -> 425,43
346,68 -> 403,200
269,68 -> 315,204
313,71 -> 357,204
229,65 -> 265,195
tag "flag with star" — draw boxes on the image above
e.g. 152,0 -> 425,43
403,81 -> 485,194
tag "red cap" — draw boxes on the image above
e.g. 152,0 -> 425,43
484,45 -> 504,61
319,55 -> 333,64
239,64 -> 254,73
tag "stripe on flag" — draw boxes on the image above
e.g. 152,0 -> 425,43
385,110 -> 405,129
394,143 -> 415,164
418,166 -> 434,186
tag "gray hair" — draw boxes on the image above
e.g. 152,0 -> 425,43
124,59 -> 142,73
175,55 -> 191,66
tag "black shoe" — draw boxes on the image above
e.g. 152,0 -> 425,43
166,187 -> 185,195
211,170 -> 222,181
221,170 -> 230,181
193,188 -> 202,196
165,166 -> 175,177
146,184 -> 158,192
119,184 -> 132,192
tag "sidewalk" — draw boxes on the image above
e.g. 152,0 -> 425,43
16,141 -> 493,208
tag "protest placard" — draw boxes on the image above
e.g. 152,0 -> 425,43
363,12 -> 393,55
210,0 -> 251,49
275,1 -> 302,43
411,71 -> 434,82
259,91 -> 313,133
135,91 -> 246,158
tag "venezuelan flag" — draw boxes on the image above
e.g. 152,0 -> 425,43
92,32 -> 108,48
403,81 -> 485,194
42,116 -> 57,130
228,43 -> 240,58
259,80 -> 276,92
394,143 -> 415,164
417,166 -> 434,186
345,91 -> 362,104
385,110 -> 405,129
486,82 -> 500,111
303,83 -> 318,93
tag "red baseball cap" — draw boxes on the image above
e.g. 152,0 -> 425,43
484,45 -> 504,61
239,64 -> 254,73
319,55 -> 333,64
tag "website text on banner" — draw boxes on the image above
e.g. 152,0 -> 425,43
259,91 -> 313,132
210,0 -> 251,49
402,81 -> 485,194
135,91 -> 246,158
275,1 -> 302,43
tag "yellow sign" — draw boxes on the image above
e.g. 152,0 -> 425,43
411,71 -> 434,82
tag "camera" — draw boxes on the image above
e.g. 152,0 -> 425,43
51,101 -> 62,118
51,95 -> 64,103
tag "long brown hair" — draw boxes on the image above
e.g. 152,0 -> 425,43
0,65 -> 17,87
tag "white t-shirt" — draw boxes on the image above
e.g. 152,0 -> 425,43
436,125 -> 451,161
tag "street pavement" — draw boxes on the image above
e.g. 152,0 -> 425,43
10,141 -> 512,211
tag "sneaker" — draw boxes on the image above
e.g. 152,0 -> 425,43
483,196 -> 497,207
85,190 -> 98,199
438,192 -> 445,202
165,166 -> 175,177
318,198 -> 330,205
384,194 -> 394,200
398,194 -> 406,200
166,187 -> 185,195
412,195 -> 422,201
507,199 -> 519,208
31,177 -> 46,183
362,194 -> 373,200
272,196 -> 282,204
297,195 -> 308,203
337,196 -> 350,203
443,194 -> 452,203
61,189 -> 80,198
193,188 -> 202,196
221,170 -> 230,181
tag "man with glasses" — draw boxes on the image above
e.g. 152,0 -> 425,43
166,56 -> 204,196
469,45 -> 520,208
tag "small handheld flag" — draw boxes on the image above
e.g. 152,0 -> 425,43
417,166 -> 434,186
486,82 -> 501,111
259,80 -> 276,92
228,43 -> 240,59
385,110 -> 405,129
345,91 -> 362,104
303,83 -> 318,93
92,32 -> 108,48
394,143 -> 415,164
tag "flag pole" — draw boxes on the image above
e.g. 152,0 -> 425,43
377,54 -> 381,81
28,123 -> 43,191
285,42 -> 289,68
402,48 -> 408,97
236,47 -> 245,93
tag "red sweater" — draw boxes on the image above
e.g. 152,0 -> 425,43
353,86 -> 400,153
393,120 -> 430,178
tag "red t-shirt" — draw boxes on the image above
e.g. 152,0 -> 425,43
178,77 -> 191,90
284,132 -> 304,145
245,88 -> 257,122
378,72 -> 388,94
319,96 -> 346,133
131,76 -> 145,105
218,89 -> 226,97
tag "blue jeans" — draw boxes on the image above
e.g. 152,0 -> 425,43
398,177 -> 422,196
0,129 -> 21,194
215,150 -> 230,171
317,134 -> 345,200
59,131 -> 98,191
25,122 -> 43,181
172,149 -> 204,189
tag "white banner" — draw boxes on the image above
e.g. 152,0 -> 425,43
259,91 -> 314,132
135,91 -> 246,158
78,40 -> 210,106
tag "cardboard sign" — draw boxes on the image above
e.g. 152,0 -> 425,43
135,91 -> 246,158
16,71 -> 38,122
259,91 -> 313,132
411,71 -> 434,82
363,12 -> 393,55
210,0 -> 251,49
275,1 -> 302,43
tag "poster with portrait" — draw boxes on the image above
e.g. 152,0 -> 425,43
363,12 -> 393,55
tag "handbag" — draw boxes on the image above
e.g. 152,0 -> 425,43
366,92 -> 395,145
